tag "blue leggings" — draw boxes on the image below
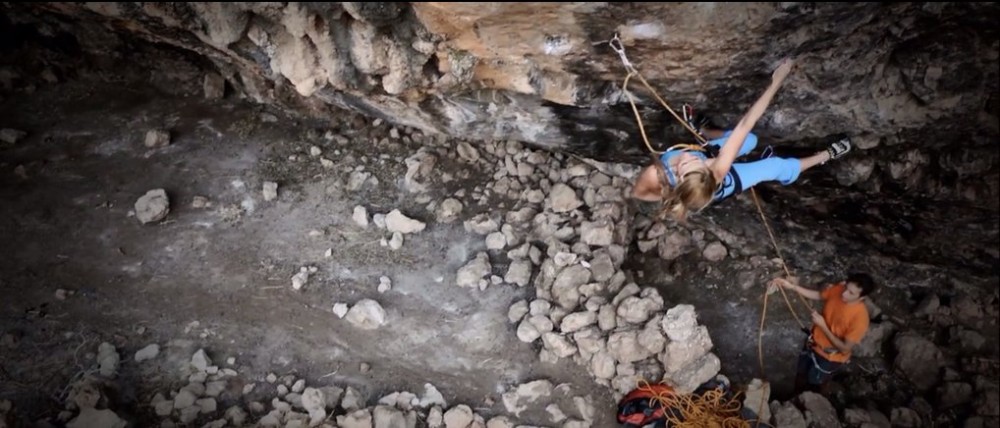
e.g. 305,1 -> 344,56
707,131 -> 802,200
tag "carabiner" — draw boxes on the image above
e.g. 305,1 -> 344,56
608,33 -> 633,70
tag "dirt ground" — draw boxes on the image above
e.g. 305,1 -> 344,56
2,74 -> 998,427
0,80 -> 623,426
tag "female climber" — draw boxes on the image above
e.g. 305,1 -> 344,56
630,58 -> 852,222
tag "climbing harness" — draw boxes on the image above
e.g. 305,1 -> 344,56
610,33 -> 817,427
809,349 -> 842,375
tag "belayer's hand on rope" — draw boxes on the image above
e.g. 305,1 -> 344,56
809,310 -> 827,330
767,276 -> 814,333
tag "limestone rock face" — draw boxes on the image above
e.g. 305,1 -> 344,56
5,3 -> 998,203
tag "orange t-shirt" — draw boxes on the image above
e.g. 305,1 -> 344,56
811,283 -> 870,363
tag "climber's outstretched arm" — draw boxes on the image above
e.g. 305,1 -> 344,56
710,58 -> 795,182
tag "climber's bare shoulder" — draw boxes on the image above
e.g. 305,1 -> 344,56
632,164 -> 664,202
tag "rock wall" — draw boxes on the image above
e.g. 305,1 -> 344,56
1,2 -> 998,205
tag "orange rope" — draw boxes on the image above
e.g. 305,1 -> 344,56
634,379 -> 775,428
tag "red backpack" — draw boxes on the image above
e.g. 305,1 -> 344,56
616,383 -> 676,427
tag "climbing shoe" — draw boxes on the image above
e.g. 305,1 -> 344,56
826,136 -> 852,161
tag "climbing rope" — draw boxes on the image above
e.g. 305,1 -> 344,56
608,33 -> 812,321
610,34 -> 817,426
633,379 -> 774,428
610,34 -> 709,154
750,188 -> 813,330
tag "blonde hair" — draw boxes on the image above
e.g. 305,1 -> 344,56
658,167 -> 717,223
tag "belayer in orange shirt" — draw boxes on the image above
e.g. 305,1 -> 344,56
771,273 -> 877,395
